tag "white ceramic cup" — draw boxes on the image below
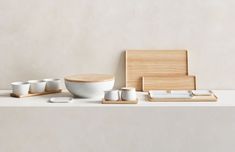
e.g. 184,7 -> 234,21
104,90 -> 120,101
28,80 -> 46,93
11,82 -> 30,96
121,87 -> 136,101
43,78 -> 61,91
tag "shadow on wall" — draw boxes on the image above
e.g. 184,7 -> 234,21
114,51 -> 125,89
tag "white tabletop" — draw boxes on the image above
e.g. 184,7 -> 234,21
0,90 -> 234,107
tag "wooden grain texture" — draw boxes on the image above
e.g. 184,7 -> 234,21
102,99 -> 138,104
64,74 -> 114,82
142,76 -> 196,91
10,89 -> 62,98
125,50 -> 188,91
148,94 -> 217,102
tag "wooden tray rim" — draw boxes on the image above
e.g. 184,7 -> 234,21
102,98 -> 138,104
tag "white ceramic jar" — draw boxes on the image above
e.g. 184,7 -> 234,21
28,80 -> 46,93
121,87 -> 136,101
104,90 -> 120,101
11,82 -> 30,96
43,78 -> 61,91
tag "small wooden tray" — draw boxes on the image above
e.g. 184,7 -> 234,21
148,90 -> 217,102
10,89 -> 62,98
102,99 -> 138,104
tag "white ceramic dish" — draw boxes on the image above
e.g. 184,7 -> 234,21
171,90 -> 190,94
43,78 -> 61,91
49,97 -> 73,103
28,80 -> 46,93
149,90 -> 192,99
150,94 -> 192,99
149,90 -> 168,95
11,82 -> 30,96
64,74 -> 115,98
192,90 -> 212,96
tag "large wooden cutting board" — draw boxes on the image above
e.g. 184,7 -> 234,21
125,50 -> 188,91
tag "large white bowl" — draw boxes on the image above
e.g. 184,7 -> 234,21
64,75 -> 115,98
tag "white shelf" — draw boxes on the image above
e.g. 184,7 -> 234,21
0,90 -> 234,107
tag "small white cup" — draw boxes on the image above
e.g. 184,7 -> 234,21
11,82 -> 30,96
28,80 -> 46,93
104,90 -> 120,101
121,87 -> 136,101
43,78 -> 61,91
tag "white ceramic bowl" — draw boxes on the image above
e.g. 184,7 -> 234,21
43,78 -> 61,91
28,80 -> 46,93
64,74 -> 115,98
11,82 -> 30,96
65,79 -> 114,98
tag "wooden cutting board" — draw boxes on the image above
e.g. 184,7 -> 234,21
142,76 -> 196,91
125,50 -> 189,91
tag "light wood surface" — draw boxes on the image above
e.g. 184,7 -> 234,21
102,99 -> 138,104
64,74 -> 114,82
142,76 -> 196,91
125,50 -> 188,91
10,89 -> 62,98
148,94 -> 217,102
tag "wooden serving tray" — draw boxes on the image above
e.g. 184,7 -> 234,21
148,92 -> 217,102
125,50 -> 189,91
10,89 -> 62,98
102,99 -> 138,104
142,75 -> 196,91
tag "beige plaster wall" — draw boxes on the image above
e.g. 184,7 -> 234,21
1,0 -> 235,89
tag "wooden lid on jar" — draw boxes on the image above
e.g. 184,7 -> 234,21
64,74 -> 114,83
